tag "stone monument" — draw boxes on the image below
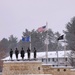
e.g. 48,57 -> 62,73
2,61 -> 44,75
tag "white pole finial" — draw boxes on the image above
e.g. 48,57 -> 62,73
46,22 -> 48,29
46,22 -> 48,25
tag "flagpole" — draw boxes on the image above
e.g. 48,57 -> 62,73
46,32 -> 48,63
57,40 -> 59,66
30,35 -> 31,50
63,37 -> 67,66
46,22 -> 49,64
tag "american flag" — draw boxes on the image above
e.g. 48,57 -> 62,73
37,26 -> 46,32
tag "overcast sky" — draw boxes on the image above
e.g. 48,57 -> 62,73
0,0 -> 75,40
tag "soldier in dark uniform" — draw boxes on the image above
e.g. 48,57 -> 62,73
10,49 -> 13,60
27,47 -> 30,60
20,47 -> 25,60
33,47 -> 37,60
15,48 -> 19,60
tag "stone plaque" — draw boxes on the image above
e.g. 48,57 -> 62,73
10,66 -> 28,71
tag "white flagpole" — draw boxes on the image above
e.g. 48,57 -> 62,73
63,37 -> 67,66
30,35 -> 31,50
57,40 -> 59,66
45,22 -> 49,64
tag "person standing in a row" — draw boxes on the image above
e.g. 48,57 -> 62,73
15,48 -> 19,60
10,49 -> 13,60
34,47 -> 37,59
20,47 -> 25,60
27,47 -> 31,60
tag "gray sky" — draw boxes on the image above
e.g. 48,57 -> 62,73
0,0 -> 75,40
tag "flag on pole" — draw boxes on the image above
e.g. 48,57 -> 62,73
37,25 -> 46,32
57,35 -> 64,41
22,36 -> 30,42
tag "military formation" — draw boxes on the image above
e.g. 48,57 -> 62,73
9,47 -> 37,60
